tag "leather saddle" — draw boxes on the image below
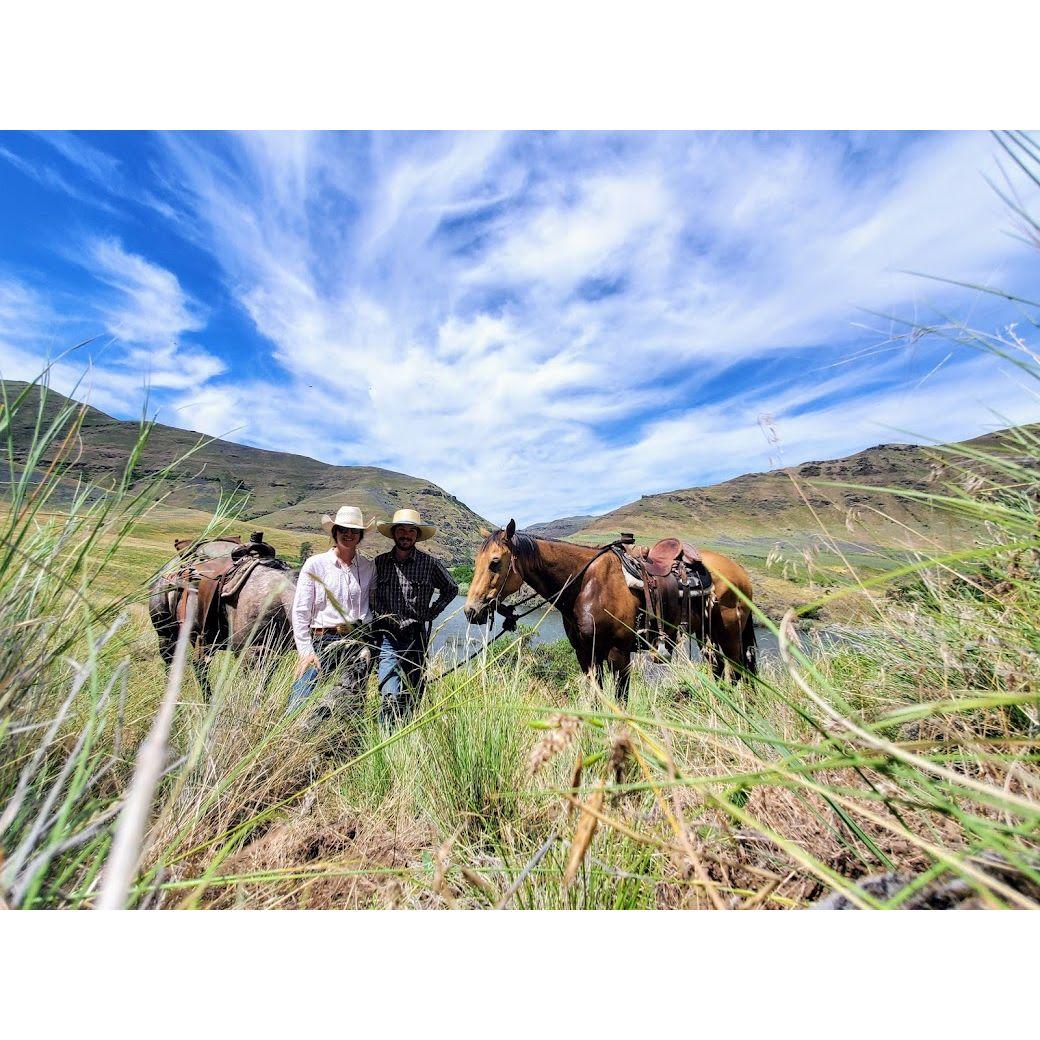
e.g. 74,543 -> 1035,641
174,534 -> 242,556
231,531 -> 277,561
642,537 -> 704,577
613,534 -> 713,660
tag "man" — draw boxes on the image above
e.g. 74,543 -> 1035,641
372,507 -> 458,727
289,505 -> 377,717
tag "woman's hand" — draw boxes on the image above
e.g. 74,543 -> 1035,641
295,652 -> 320,679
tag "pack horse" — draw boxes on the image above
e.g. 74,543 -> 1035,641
464,521 -> 756,698
149,532 -> 297,691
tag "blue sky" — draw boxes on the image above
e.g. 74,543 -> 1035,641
1,130 -> 1039,526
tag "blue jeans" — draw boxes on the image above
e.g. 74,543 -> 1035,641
288,631 -> 374,715
377,627 -> 427,728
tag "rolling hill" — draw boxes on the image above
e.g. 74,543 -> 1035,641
8,377 -> 1036,611
534,426 -> 1039,621
3,380 -> 491,566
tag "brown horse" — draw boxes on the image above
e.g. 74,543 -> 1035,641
463,521 -> 756,698
149,538 -> 297,686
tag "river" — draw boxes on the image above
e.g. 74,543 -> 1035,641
428,594 -> 565,658
428,595 -> 789,663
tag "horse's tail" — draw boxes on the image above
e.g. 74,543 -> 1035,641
741,610 -> 757,678
148,572 -> 181,667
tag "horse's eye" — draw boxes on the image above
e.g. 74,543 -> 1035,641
488,558 -> 501,572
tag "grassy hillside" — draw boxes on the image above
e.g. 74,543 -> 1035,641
3,380 -> 491,566
578,429 -> 1037,546
8,377 -> 1035,599
554,427 -> 1039,619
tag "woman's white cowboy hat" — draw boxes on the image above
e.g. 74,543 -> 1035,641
321,505 -> 371,535
377,507 -> 436,541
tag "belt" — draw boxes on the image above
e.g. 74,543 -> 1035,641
311,622 -> 358,637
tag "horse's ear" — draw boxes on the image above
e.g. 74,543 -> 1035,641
505,518 -> 516,541
478,526 -> 490,538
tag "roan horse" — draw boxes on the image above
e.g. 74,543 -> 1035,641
148,536 -> 297,690
463,520 -> 756,698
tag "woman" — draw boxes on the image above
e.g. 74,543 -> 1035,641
289,505 -> 377,715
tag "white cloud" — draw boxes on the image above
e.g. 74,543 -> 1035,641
0,144 -> 121,214
470,171 -> 674,288
0,234 -> 227,414
72,237 -> 226,392
34,131 -> 125,190
89,237 -> 205,346
148,133 -> 1040,522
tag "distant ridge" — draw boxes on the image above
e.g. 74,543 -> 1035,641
8,378 -> 1037,567
524,515 -> 599,539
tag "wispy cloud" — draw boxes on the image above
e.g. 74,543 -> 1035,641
34,131 -> 126,191
0,233 -> 225,408
0,144 -> 120,213
89,237 -> 205,344
79,237 -> 225,392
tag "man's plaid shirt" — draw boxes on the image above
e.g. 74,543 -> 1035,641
372,547 -> 458,631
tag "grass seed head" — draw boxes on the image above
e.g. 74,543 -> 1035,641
609,728 -> 633,785
528,713 -> 580,774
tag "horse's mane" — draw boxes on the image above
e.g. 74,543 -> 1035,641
482,528 -> 593,567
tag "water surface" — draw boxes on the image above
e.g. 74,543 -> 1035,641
429,595 -> 794,665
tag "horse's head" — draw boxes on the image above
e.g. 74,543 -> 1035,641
464,518 -> 525,625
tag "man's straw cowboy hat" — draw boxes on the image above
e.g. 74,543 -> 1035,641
377,507 -> 436,541
321,505 -> 371,535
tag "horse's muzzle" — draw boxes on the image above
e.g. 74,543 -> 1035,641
464,602 -> 492,625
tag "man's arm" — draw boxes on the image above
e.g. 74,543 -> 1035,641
425,557 -> 459,622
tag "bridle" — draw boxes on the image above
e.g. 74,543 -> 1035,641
480,540 -> 532,629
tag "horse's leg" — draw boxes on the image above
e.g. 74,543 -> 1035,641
704,640 -> 725,681
579,646 -> 604,691
715,607 -> 746,684
191,649 -> 214,701
694,600 -> 723,680
154,620 -> 179,667
606,647 -> 631,703
741,610 -> 757,678
563,617 -> 597,687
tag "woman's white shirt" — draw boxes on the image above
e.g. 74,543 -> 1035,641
291,548 -> 376,657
